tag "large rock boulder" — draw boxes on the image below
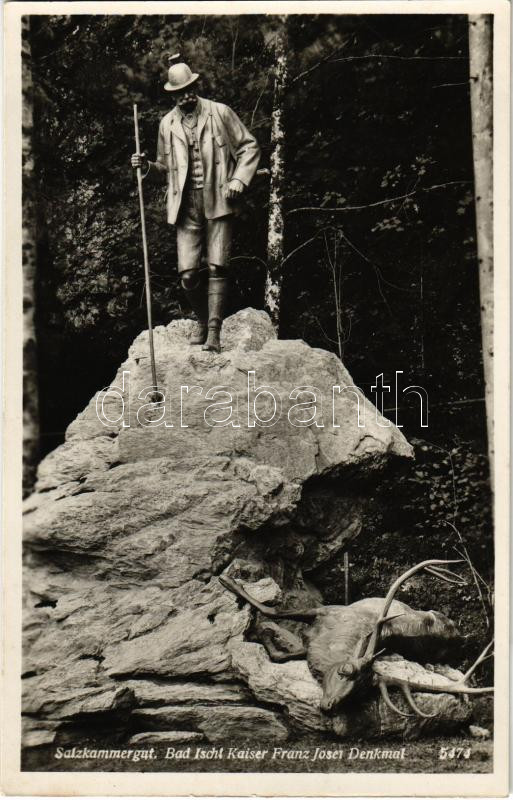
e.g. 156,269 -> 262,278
22,309 -> 470,748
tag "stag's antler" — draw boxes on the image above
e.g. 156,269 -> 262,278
356,559 -> 472,718
375,640 -> 494,718
362,559 -> 466,665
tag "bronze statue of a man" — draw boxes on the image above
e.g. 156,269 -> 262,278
131,58 -> 261,352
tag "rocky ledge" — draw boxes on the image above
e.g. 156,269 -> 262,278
23,309 -> 472,748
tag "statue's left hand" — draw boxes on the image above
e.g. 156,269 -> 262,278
224,179 -> 245,200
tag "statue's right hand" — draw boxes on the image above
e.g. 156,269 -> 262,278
131,152 -> 147,169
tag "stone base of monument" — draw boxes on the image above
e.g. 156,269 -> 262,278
22,309 -> 473,748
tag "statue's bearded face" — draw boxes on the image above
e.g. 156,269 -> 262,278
174,88 -> 198,113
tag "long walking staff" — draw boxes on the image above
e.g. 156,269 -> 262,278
133,104 -> 158,396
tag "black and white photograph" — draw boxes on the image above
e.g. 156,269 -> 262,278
2,1 -> 510,795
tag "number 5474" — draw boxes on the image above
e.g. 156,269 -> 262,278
439,747 -> 471,760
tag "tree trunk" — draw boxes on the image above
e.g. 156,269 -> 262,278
264,16 -> 288,330
22,15 -> 40,496
468,15 -> 493,493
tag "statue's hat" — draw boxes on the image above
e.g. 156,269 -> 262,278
164,54 -> 199,92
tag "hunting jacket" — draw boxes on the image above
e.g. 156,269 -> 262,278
145,96 -> 261,224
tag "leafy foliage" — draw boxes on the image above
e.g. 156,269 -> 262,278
313,438 -> 493,659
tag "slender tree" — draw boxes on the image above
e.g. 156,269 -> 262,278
264,15 -> 288,330
22,15 -> 39,496
468,15 -> 493,492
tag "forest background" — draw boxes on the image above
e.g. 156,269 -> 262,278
24,13 -> 493,662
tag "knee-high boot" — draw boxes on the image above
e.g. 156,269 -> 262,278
202,275 -> 229,353
184,271 -> 208,345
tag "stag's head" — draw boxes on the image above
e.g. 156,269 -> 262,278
319,559 -> 466,715
320,645 -> 383,713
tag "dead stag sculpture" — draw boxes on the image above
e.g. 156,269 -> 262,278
219,559 -> 494,717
